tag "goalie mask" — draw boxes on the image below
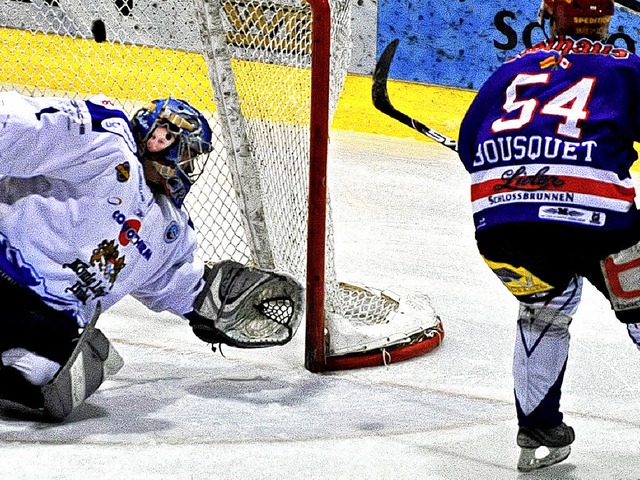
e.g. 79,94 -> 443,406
538,0 -> 614,41
131,98 -> 213,207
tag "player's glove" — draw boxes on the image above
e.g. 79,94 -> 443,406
185,260 -> 304,349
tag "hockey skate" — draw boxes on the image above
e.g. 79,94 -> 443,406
516,422 -> 575,472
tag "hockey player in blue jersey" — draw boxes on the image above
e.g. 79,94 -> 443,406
0,93 -> 304,420
457,0 -> 640,472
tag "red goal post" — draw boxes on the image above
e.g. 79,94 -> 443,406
304,1 -> 443,371
0,0 -> 444,372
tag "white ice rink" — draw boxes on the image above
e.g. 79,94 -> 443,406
1,131 -> 640,479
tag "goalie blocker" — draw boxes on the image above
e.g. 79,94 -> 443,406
186,260 -> 304,349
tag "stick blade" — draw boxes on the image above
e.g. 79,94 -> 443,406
370,39 -> 459,152
372,38 -> 400,110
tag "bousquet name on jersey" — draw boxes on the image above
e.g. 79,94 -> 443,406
458,34 -> 640,232
473,135 -> 598,166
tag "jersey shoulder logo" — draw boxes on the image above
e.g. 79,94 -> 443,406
164,221 -> 180,243
115,162 -> 130,182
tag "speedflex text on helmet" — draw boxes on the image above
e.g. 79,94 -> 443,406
538,0 -> 614,41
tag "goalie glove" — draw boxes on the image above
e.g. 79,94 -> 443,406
186,260 -> 304,349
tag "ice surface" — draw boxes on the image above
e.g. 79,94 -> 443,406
1,131 -> 640,479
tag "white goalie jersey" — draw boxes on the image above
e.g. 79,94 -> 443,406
0,92 -> 205,326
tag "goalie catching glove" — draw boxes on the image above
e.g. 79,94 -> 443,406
186,260 -> 304,349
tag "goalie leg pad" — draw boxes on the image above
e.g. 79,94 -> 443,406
189,260 -> 304,348
42,325 -> 123,421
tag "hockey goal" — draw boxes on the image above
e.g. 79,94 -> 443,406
0,0 -> 443,372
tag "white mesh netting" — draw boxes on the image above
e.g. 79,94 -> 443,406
0,0 -> 441,360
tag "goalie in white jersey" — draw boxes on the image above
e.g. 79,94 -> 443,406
0,92 -> 304,420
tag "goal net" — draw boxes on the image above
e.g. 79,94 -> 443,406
0,0 -> 443,371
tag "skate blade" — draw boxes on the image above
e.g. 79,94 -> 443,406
517,445 -> 571,472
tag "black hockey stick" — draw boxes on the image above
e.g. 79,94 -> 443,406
372,38 -> 458,152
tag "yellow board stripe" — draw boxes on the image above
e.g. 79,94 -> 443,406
333,74 -> 476,143
4,27 -> 639,172
0,27 -> 216,111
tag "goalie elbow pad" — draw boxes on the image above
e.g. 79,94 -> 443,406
188,260 -> 304,348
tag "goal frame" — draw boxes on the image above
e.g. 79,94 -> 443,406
304,0 -> 443,372
305,0 -> 332,372
0,0 -> 443,373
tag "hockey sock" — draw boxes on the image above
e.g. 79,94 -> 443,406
1,348 -> 61,386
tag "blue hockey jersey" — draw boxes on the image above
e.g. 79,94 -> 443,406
458,36 -> 640,232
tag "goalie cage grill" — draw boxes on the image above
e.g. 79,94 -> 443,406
0,0 -> 443,372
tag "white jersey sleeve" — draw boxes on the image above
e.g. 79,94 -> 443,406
0,92 -> 136,177
129,195 -> 206,316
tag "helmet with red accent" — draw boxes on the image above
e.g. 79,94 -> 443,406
538,0 -> 614,40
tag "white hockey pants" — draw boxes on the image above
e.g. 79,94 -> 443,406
514,276 -> 582,427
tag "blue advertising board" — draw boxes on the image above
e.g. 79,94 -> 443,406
377,1 -> 640,89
